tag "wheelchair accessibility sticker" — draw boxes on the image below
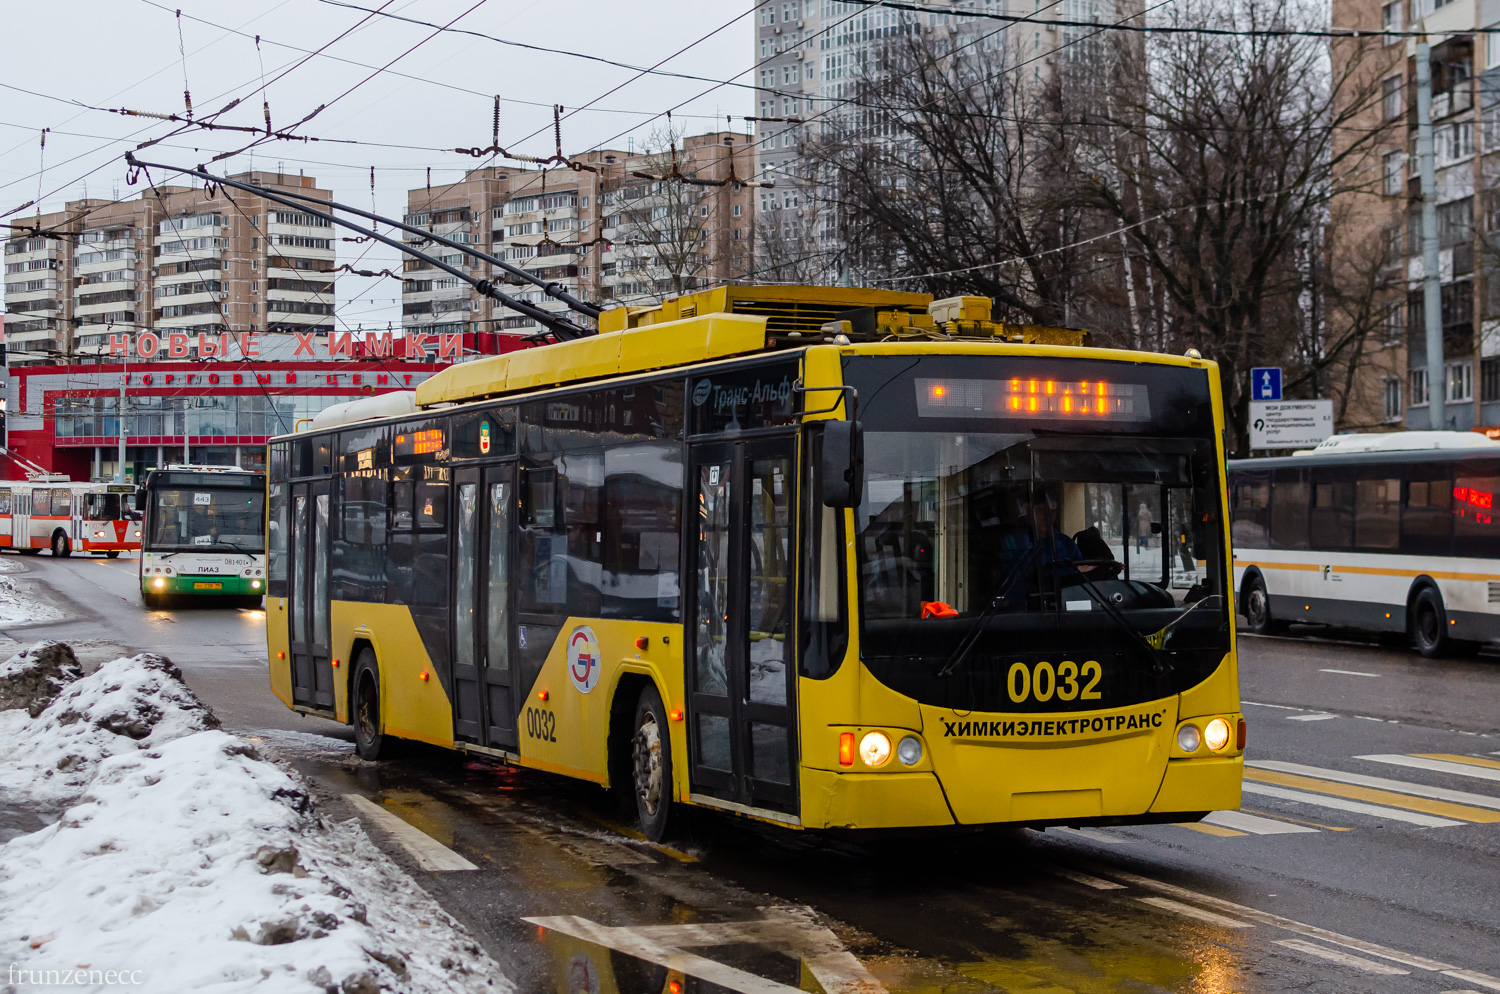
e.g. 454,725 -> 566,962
567,625 -> 602,694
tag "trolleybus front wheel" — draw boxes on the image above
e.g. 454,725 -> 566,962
105,550 -> 120,559
51,532 -> 71,558
352,650 -> 386,761
631,684 -> 674,841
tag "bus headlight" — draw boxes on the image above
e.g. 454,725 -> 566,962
251,579 -> 261,590
152,577 -> 165,589
897,736 -> 923,766
1204,718 -> 1231,752
859,731 -> 892,768
1176,723 -> 1201,753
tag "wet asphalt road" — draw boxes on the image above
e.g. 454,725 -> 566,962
8,550 -> 1500,994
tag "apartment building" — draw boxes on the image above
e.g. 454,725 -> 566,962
2,171 -> 336,365
1330,0 -> 1500,432
401,132 -> 754,340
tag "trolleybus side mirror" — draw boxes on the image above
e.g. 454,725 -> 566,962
822,420 -> 864,508
133,490 -> 147,512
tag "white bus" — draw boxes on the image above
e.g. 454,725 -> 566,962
136,466 -> 266,608
0,478 -> 142,558
1228,431 -> 1500,657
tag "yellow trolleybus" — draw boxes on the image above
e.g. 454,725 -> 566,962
265,286 -> 1244,838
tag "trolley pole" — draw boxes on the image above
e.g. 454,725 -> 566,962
1417,38 -> 1447,428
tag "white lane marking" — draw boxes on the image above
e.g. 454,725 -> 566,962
1241,782 -> 1463,828
1093,867 -> 1457,972
1318,668 -> 1380,677
1287,713 -> 1339,722
1202,810 -> 1319,835
1275,939 -> 1409,975
1444,971 -> 1500,992
1359,754 -> 1500,785
1251,761 -> 1500,811
342,794 -> 478,872
1050,826 -> 1134,845
1242,701 -> 1307,711
1138,897 -> 1252,929
1046,867 -> 1127,890
526,910 -> 886,994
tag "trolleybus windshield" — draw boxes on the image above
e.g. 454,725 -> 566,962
844,354 -> 1229,713
148,487 -> 265,553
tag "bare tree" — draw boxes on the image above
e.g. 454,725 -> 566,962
1079,0 -> 1392,451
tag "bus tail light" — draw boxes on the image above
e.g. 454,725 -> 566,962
1237,719 -> 1247,750
838,732 -> 855,767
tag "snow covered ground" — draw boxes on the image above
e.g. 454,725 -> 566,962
0,644 -> 511,994
0,567 -> 64,627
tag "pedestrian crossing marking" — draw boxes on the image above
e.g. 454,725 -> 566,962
1359,754 -> 1500,784
1243,807 -> 1352,832
1242,781 -> 1463,827
1251,761 -> 1500,811
1419,753 -> 1500,771
1276,939 -> 1410,975
1176,820 -> 1247,837
1203,810 -> 1319,835
1245,769 -> 1500,823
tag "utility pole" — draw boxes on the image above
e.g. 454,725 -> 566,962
1418,38 -> 1448,429
114,352 -> 126,484
1474,30 -> 1487,429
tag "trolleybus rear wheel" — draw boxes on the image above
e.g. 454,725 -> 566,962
631,684 -> 674,841
51,532 -> 70,558
352,650 -> 386,761
1412,587 -> 1454,658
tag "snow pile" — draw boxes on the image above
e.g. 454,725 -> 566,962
0,572 -> 65,627
0,645 -> 508,994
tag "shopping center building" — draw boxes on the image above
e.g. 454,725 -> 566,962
1,329 -> 522,482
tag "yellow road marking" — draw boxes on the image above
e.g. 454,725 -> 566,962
1242,807 -> 1353,832
1176,821 -> 1247,837
1245,770 -> 1500,823
1418,753 -> 1500,771
573,809 -> 699,863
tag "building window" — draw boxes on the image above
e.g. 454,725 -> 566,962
1384,76 -> 1402,120
250,280 -> 258,292
250,302 -> 257,315
733,204 -> 742,217
1384,151 -> 1404,196
1383,0 -> 1402,41
250,237 -> 258,250
251,260 -> 258,271
1411,366 -> 1429,407
1436,120 -> 1474,166
1448,360 -> 1474,403
1384,377 -> 1403,421
1384,302 -> 1404,345
1483,357 -> 1500,402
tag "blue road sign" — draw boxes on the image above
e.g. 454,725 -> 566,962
1251,367 -> 1282,401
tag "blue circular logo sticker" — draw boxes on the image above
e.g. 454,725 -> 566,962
567,624 -> 601,694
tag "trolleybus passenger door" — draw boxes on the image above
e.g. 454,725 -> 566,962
289,481 -> 335,710
687,438 -> 798,815
451,466 -> 520,751
11,491 -> 29,551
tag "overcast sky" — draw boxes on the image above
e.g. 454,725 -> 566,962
0,0 -> 757,331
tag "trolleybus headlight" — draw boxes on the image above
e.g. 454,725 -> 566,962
859,731 -> 892,767
1204,718 -> 1231,752
152,577 -> 165,589
1176,723 -> 1201,753
897,736 -> 923,766
251,579 -> 261,590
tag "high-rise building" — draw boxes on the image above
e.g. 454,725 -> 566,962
2,171 -> 336,365
401,133 -> 755,340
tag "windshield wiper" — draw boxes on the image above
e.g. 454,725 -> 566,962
936,555 -> 1118,679
1060,569 -> 1175,677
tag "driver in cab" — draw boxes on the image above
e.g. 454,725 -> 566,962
999,489 -> 1104,605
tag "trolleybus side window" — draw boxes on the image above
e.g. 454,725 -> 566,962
1353,473 -> 1400,550
0,489 -> 11,515
1452,461 -> 1500,557
334,427 -> 389,602
1403,468 -> 1453,555
1270,468 -> 1310,549
1309,468 -> 1354,551
1231,471 -> 1269,546
452,407 -> 516,460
